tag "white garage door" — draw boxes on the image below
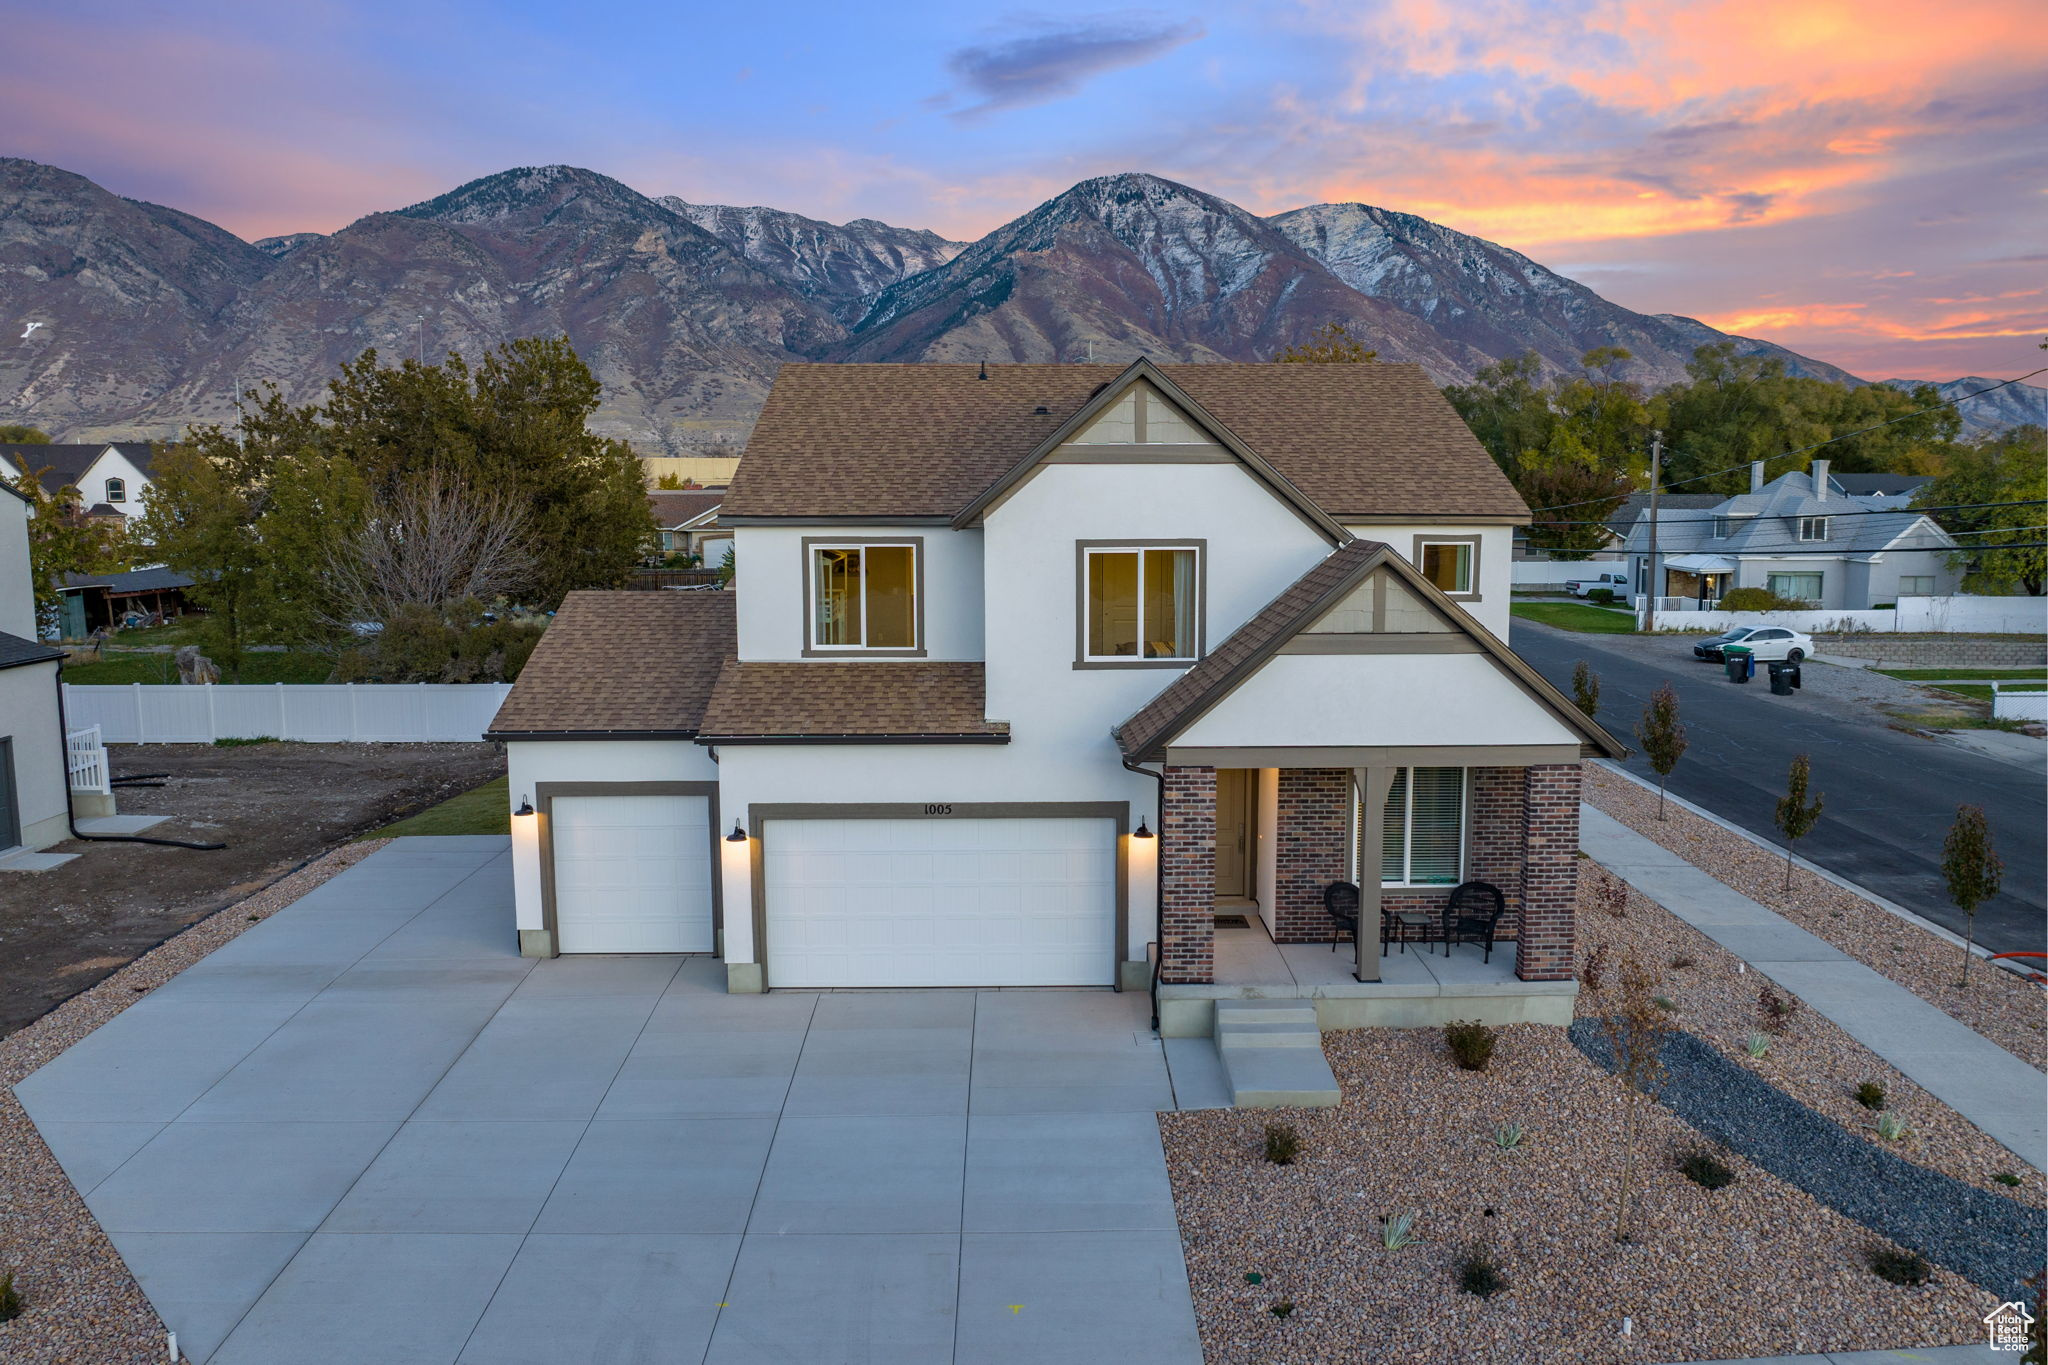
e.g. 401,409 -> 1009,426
764,817 -> 1117,988
551,794 -> 713,954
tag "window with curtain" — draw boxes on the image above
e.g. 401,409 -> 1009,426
812,543 -> 917,649
1358,767 -> 1466,886
1417,541 -> 1473,594
1083,546 -> 1198,660
1766,572 -> 1822,602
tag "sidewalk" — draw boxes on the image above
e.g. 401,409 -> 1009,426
1580,805 -> 2046,1172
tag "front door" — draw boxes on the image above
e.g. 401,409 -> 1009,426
1214,768 -> 1251,899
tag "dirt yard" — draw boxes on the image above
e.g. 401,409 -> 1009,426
0,743 -> 504,1035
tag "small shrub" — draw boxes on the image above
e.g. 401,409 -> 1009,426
0,1271 -> 19,1322
1719,586 -> 1807,612
1668,953 -> 1695,970
1493,1121 -> 1525,1153
1855,1081 -> 1888,1111
1457,1243 -> 1508,1299
1876,1112 -> 1909,1142
1381,1210 -> 1421,1251
1579,942 -> 1610,992
213,735 -> 279,747
1676,1146 -> 1736,1190
1867,1245 -> 1932,1286
1588,587 -> 1616,605
1652,995 -> 1678,1013
1757,985 -> 1801,1035
1270,1299 -> 1295,1318
1444,1021 -> 1496,1071
1745,1032 -> 1771,1059
1994,1172 -> 2022,1187
1244,1270 -> 1264,1284
1263,1121 -> 1300,1166
1600,879 -> 1628,919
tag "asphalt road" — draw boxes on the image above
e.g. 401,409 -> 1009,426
1512,621 -> 2046,958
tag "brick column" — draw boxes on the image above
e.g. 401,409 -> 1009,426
1159,765 -> 1216,985
1516,762 -> 1582,981
1467,766 -> 1528,935
1272,768 -> 1353,943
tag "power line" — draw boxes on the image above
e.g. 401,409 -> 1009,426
1533,496 -> 2047,528
1524,363 -> 2048,515
1599,539 -> 2048,558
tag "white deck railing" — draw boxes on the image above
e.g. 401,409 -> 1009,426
66,725 -> 111,794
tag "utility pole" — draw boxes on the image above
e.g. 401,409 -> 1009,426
417,316 -> 426,366
1644,430 -> 1662,634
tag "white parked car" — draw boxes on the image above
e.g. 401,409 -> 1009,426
1692,625 -> 1813,663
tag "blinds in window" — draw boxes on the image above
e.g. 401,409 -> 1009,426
1361,767 -> 1466,886
1378,769 -> 1407,883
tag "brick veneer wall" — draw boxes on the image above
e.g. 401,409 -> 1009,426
1159,765 -> 1216,984
1271,769 -> 1353,942
1515,762 -> 1581,981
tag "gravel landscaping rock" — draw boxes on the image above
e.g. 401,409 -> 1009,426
0,840 -> 387,1365
1586,763 -> 2046,1071
1570,1021 -> 2045,1299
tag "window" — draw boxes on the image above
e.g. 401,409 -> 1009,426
1714,515 -> 1751,539
809,542 -> 918,651
1080,545 -> 1199,662
1767,572 -> 1822,602
1798,516 -> 1828,541
105,477 -> 126,503
1898,575 -> 1935,595
1357,768 -> 1466,887
1413,536 -> 1480,598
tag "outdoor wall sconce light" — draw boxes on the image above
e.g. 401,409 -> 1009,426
514,796 -> 535,818
1132,820 -> 1153,839
725,820 -> 749,843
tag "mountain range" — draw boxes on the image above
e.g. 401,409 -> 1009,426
1,157 -> 2035,451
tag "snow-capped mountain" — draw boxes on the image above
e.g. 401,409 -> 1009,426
661,198 -> 962,323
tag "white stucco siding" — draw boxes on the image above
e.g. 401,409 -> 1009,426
505,739 -> 719,932
713,742 -> 1161,966
1175,653 -> 1581,750
732,524 -> 984,662
1,494 -> 35,639
88,448 -> 153,523
2,662 -> 69,851
1344,524 -> 1514,637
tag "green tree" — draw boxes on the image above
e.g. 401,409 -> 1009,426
8,467 -> 128,630
1917,425 -> 2046,595
1773,754 -> 1824,891
1634,682 -> 1688,819
1275,322 -> 1377,364
135,439 -> 272,678
0,424 -> 52,443
1571,659 -> 1600,720
1941,805 -> 2001,988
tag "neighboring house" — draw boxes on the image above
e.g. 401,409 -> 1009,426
1511,493 -> 1721,562
647,489 -> 726,563
0,442 -> 158,532
57,566 -> 196,640
1620,458 -> 1962,609
0,482 -> 69,854
489,360 -> 1622,1008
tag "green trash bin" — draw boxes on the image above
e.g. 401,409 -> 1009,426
1723,644 -> 1754,683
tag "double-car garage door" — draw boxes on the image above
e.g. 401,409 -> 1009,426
763,816 -> 1117,988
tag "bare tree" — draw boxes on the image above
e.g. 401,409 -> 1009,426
1601,950 -> 1670,1243
325,470 -> 534,627
1941,805 -> 2002,988
1634,682 -> 1689,819
1773,754 -> 1824,892
1571,660 -> 1601,720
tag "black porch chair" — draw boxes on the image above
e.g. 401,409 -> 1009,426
1441,881 -> 1507,964
1323,882 -> 1360,951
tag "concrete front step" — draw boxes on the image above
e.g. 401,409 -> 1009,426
1213,1000 -> 1340,1108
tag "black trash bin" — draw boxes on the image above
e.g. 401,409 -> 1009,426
1767,661 -> 1800,695
1724,645 -> 1753,683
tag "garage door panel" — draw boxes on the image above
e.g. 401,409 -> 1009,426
765,817 -> 1116,988
552,794 -> 713,955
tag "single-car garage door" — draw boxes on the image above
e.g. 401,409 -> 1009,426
764,817 -> 1117,988
551,794 -> 713,953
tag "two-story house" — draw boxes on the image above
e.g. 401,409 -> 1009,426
0,442 -> 157,530
488,360 -> 1621,1031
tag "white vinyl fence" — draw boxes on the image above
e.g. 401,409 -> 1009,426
1642,595 -> 2047,636
66,726 -> 111,794
1512,560 -> 1625,587
65,683 -> 513,744
1992,682 -> 2047,723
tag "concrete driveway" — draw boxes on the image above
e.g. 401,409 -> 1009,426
15,838 -> 1211,1365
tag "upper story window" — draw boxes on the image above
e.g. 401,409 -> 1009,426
1798,516 -> 1828,541
1713,515 -> 1750,539
807,540 -> 920,654
1414,537 -> 1479,599
105,477 -> 126,503
1079,543 -> 1200,665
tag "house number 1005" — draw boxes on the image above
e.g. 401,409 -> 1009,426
923,804 -> 954,816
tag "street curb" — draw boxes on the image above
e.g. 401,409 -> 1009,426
1590,759 -> 2036,984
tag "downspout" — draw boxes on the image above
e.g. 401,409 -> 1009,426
53,670 -> 226,850
1121,755 -> 1167,1032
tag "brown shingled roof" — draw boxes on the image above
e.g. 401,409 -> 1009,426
724,362 -> 1525,522
486,590 -> 734,737
698,660 -> 1009,742
647,490 -> 724,527
1115,540 -> 1385,759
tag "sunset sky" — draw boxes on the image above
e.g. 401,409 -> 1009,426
5,0 -> 2043,381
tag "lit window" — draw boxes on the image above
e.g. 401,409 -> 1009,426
811,544 -> 917,650
1798,517 -> 1828,541
1417,541 -> 1473,595
1358,768 -> 1466,887
105,477 -> 126,503
1083,546 -> 1198,661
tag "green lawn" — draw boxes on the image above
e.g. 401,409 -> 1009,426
1875,668 -> 2048,682
60,650 -> 336,684
361,776 -> 510,840
1510,601 -> 1638,634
